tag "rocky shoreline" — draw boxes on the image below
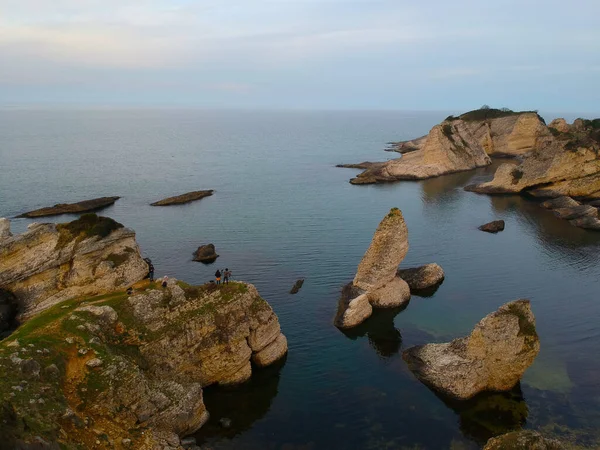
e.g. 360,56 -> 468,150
0,215 -> 287,449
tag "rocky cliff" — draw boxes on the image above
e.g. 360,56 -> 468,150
0,214 -> 148,327
342,109 -> 547,184
0,278 -> 287,449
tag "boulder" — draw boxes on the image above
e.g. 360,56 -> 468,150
0,218 -> 11,240
484,430 -> 566,450
290,279 -> 304,294
353,208 -> 409,291
18,197 -> 120,218
403,299 -> 540,400
552,205 -> 597,220
368,277 -> 411,308
479,220 -> 506,233
251,334 -> 288,367
151,190 -> 214,207
193,244 -> 219,263
569,216 -> 600,230
540,196 -> 580,209
397,263 -> 445,291
548,118 -> 571,133
335,290 -> 373,330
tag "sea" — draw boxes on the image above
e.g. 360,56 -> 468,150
1,109 -> 600,449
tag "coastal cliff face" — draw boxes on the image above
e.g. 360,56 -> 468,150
346,110 -> 547,184
0,214 -> 148,323
0,279 -> 287,449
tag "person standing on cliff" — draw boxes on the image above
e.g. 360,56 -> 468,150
161,276 -> 168,288
224,268 -> 231,284
148,262 -> 154,282
215,269 -> 222,285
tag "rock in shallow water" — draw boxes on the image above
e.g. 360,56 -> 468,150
403,299 -> 540,400
335,285 -> 373,329
397,263 -> 445,291
484,430 -> 566,450
552,205 -> 598,220
193,244 -> 219,263
368,277 -> 411,308
290,279 -> 304,294
479,220 -> 506,233
540,196 -> 580,209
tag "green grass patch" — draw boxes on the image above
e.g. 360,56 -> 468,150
56,214 -> 123,249
459,108 -> 540,122
106,253 -> 129,267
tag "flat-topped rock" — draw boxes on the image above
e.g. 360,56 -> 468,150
18,196 -> 120,218
397,263 -> 445,291
151,190 -> 214,206
403,299 -> 540,400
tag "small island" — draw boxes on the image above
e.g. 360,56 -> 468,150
17,196 -> 120,218
150,190 -> 214,206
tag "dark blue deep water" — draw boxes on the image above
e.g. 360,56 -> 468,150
1,109 -> 600,449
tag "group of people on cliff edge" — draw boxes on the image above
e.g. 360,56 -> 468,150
215,268 -> 232,285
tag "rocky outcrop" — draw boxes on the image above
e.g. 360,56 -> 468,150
0,277 -> 287,449
479,220 -> 506,233
0,214 -> 147,321
341,109 -> 548,184
336,208 -> 412,328
17,197 -> 120,218
540,196 -> 580,209
193,244 -> 219,263
0,218 -> 11,240
151,190 -> 214,206
538,197 -> 600,229
403,299 -> 540,400
397,263 -> 445,292
484,430 -> 566,450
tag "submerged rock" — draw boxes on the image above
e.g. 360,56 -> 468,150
403,299 -> 540,400
193,244 -> 219,263
479,220 -> 506,233
540,196 -> 580,209
397,263 -> 445,292
569,215 -> 600,230
290,279 -> 304,294
151,190 -> 214,206
552,205 -> 597,220
18,196 -> 120,218
484,430 -> 566,450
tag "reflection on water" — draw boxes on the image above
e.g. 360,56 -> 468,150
340,306 -> 408,359
195,357 -> 286,444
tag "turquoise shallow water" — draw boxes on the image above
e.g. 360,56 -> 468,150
1,109 -> 600,449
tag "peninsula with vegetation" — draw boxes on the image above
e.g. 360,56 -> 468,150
0,214 -> 287,449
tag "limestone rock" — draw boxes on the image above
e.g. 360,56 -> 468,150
397,263 -> 445,291
540,196 -> 580,209
252,334 -> 288,367
403,299 -> 540,400
85,358 -> 103,369
353,208 -> 409,291
151,190 -> 214,206
549,118 -> 571,133
479,220 -> 506,233
0,214 -> 147,319
75,305 -> 118,326
192,244 -> 219,263
0,218 -> 11,240
17,197 -> 120,218
484,430 -> 566,450
552,205 -> 597,220
368,277 -> 411,308
335,287 -> 373,329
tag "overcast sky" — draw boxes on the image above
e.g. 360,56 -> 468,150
1,0 -> 599,111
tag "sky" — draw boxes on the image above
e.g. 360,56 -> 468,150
1,0 -> 599,111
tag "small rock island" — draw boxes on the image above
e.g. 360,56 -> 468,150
151,190 -> 214,206
17,196 -> 120,218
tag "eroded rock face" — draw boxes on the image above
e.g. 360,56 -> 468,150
403,300 -> 540,400
397,263 -> 445,291
0,214 -> 147,320
484,430 -> 566,450
353,208 -> 409,291
0,218 -> 11,240
343,110 -> 549,184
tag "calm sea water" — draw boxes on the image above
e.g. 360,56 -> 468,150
1,109 -> 600,449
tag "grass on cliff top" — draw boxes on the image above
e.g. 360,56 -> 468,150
449,108 -> 543,123
56,213 -> 124,248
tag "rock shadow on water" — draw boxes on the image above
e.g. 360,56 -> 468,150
437,384 -> 529,446
339,305 -> 408,359
194,355 -> 287,444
